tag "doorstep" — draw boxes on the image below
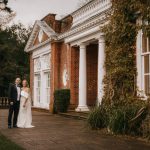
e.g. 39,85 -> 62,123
58,110 -> 90,120
32,107 -> 50,113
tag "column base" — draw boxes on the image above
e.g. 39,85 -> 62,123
75,105 -> 89,112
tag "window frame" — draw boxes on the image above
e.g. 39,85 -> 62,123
45,72 -> 50,104
36,74 -> 41,102
141,32 -> 150,95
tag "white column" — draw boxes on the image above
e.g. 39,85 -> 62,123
98,36 -> 105,105
76,44 -> 89,112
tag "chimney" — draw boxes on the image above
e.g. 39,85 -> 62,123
41,13 -> 57,30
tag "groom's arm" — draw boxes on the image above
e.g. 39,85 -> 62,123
8,84 -> 14,104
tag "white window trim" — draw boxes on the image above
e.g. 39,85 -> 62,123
139,31 -> 150,98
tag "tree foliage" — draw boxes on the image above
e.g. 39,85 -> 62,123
0,23 -> 31,96
102,0 -> 150,106
2,0 -> 12,12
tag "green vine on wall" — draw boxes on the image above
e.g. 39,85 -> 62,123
102,0 -> 150,106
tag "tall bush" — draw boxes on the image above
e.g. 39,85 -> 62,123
108,102 -> 147,135
87,106 -> 108,129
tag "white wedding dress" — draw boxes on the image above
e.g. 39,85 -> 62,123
17,90 -> 34,128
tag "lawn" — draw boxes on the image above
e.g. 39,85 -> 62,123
0,133 -> 24,150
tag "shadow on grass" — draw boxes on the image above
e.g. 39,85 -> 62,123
0,133 -> 24,150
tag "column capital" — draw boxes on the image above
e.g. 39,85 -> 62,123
79,43 -> 87,49
98,35 -> 105,43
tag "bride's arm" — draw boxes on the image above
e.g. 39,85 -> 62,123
23,88 -> 30,107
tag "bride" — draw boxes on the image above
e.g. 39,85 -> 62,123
17,79 -> 34,128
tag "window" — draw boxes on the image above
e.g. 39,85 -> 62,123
36,75 -> 41,102
142,33 -> 150,95
46,73 -> 50,103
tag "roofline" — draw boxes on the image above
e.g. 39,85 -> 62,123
54,0 -> 94,21
33,0 -> 94,23
70,0 -> 93,16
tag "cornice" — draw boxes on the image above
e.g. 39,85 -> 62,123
27,38 -> 51,52
58,9 -> 110,40
71,0 -> 111,27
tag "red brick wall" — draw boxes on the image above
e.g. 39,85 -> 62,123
58,43 -> 70,89
70,46 -> 79,107
30,53 -> 34,100
86,44 -> 98,106
33,32 -> 49,46
42,32 -> 49,42
50,42 -> 60,112
49,42 -> 72,111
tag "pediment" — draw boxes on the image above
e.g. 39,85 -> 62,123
25,20 -> 57,52
33,29 -> 49,46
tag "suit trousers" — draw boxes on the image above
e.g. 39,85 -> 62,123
8,101 -> 20,126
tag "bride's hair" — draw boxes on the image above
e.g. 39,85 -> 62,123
22,79 -> 29,87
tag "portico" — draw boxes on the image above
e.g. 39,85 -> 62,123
72,37 -> 105,112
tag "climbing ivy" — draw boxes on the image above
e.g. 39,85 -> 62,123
102,0 -> 150,106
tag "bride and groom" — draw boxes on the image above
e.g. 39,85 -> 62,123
8,77 -> 34,129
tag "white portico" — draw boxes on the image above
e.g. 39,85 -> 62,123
58,0 -> 110,111
74,37 -> 105,111
63,32 -> 106,112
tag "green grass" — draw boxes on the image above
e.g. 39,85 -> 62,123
0,134 -> 24,150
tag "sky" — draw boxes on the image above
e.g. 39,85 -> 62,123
7,0 -> 80,27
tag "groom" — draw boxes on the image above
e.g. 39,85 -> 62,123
8,77 -> 21,129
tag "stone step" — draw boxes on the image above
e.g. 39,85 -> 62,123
32,107 -> 50,113
58,111 -> 90,120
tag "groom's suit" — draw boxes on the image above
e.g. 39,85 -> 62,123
8,83 -> 21,127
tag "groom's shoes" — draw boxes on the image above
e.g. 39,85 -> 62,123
13,125 -> 18,128
8,125 -> 12,129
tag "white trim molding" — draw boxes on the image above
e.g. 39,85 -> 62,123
25,20 -> 57,52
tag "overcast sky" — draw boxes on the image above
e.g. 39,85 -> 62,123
8,0 -> 80,27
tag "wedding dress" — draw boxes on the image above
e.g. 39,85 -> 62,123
17,90 -> 34,128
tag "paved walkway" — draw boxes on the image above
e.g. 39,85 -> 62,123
0,109 -> 150,150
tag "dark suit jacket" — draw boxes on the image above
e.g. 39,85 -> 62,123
8,83 -> 21,103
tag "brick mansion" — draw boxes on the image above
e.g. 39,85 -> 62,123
25,0 -> 150,112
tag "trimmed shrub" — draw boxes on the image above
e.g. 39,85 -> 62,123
87,106 -> 108,129
54,89 -> 70,113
